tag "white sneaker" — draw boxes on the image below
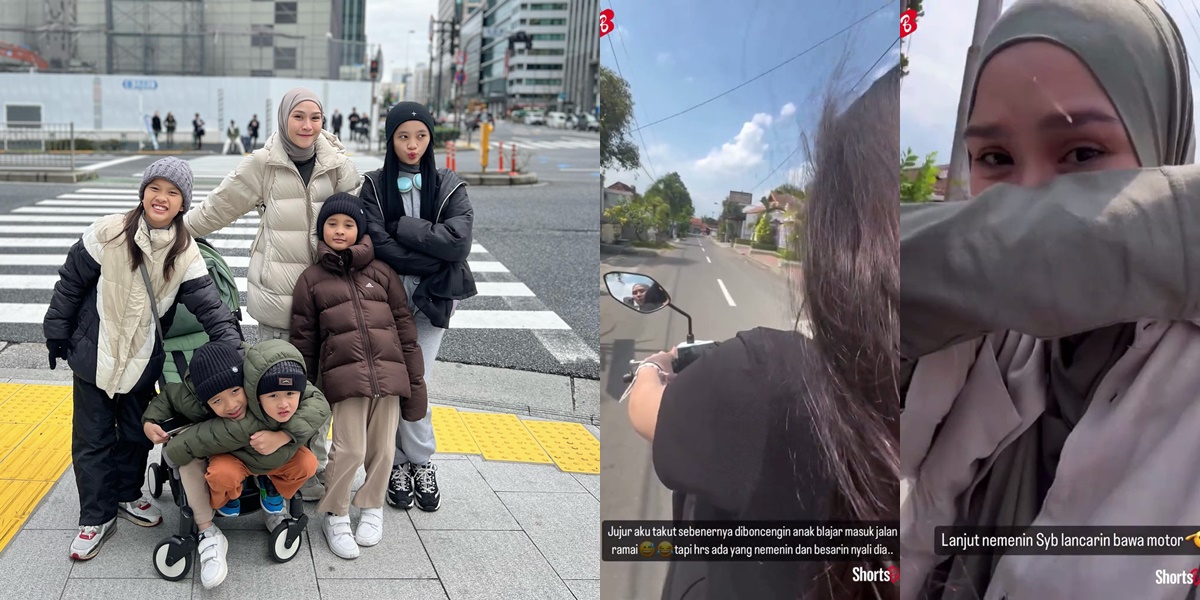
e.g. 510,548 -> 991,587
69,517 -> 116,560
117,495 -> 162,527
322,513 -> 359,559
264,511 -> 286,533
197,526 -> 229,590
355,508 -> 383,547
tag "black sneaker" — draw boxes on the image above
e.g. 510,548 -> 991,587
412,462 -> 441,512
387,464 -> 414,509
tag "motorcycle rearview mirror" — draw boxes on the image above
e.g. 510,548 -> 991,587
602,271 -> 695,343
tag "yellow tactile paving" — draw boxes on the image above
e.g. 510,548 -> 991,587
522,420 -> 600,474
0,423 -> 37,464
459,412 -> 553,464
0,418 -> 74,481
0,480 -> 53,550
431,407 -> 481,455
0,383 -> 24,406
0,385 -> 70,424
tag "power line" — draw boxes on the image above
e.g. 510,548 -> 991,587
606,33 -> 658,183
750,37 -> 900,194
1171,0 -> 1200,79
632,1 -> 893,133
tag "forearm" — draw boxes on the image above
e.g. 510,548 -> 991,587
626,368 -> 666,442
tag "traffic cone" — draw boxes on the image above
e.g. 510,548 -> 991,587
449,142 -> 457,171
509,143 -> 519,175
498,142 -> 505,173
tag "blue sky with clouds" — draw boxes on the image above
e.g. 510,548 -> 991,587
601,0 -> 899,218
902,0 -> 1200,164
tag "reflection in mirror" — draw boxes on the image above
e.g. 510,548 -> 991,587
603,271 -> 671,314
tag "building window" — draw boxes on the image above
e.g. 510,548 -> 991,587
525,63 -> 562,70
528,19 -> 566,25
251,25 -> 274,47
275,2 -> 298,24
526,48 -> 565,56
251,69 -> 274,77
528,3 -> 567,9
274,47 -> 296,70
531,33 -> 565,41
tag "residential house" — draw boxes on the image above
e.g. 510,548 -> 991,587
741,203 -> 767,240
768,191 -> 803,249
604,181 -> 636,210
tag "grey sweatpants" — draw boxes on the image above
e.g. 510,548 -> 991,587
394,311 -> 442,467
258,322 -> 331,474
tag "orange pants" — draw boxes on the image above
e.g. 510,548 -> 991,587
205,446 -> 317,509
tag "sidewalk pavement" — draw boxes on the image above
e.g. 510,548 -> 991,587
0,349 -> 600,600
727,243 -> 802,278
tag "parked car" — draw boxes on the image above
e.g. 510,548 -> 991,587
580,114 -> 599,132
546,112 -> 568,129
524,110 -> 546,125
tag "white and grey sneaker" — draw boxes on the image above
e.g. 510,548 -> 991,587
355,508 -> 383,547
322,513 -> 359,559
264,511 -> 286,533
298,473 -> 325,502
117,495 -> 162,527
197,525 -> 229,590
69,517 -> 116,560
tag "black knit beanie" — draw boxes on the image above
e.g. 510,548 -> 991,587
317,192 -> 366,243
383,102 -> 438,222
190,342 -> 244,403
258,361 -> 306,396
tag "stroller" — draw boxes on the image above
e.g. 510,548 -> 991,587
143,237 -> 308,579
146,448 -> 310,579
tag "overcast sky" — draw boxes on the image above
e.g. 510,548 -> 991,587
365,0 -> 438,82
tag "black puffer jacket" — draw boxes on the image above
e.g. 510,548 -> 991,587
43,219 -> 241,394
361,168 -> 477,323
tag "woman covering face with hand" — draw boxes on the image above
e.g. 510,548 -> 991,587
900,1 -> 1200,598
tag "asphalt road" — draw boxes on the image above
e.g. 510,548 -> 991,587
598,235 -> 798,600
0,123 -> 601,380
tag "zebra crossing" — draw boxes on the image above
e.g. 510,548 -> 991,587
0,184 -> 598,371
489,135 -> 599,151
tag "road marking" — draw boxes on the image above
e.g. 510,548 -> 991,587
0,238 -> 487,253
0,254 -> 508,273
0,225 -> 259,236
717,279 -> 737,307
58,193 -> 211,201
0,275 -> 533,297
534,330 -> 599,363
706,256 -> 711,263
78,155 -> 146,172
75,188 -> 212,196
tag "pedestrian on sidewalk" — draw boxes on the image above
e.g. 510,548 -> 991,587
184,88 -> 361,501
362,101 -> 478,513
290,193 -> 427,559
620,69 -> 900,599
223,120 -> 245,155
165,112 -> 177,147
348,108 -> 360,142
331,109 -> 343,139
151,111 -> 162,143
192,113 -> 205,150
42,157 -> 242,562
247,114 -> 260,150
901,1 -> 1200,598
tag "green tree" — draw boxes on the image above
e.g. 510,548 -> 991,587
643,172 -> 695,229
603,193 -> 670,241
599,65 -> 640,171
753,213 -> 772,244
900,148 -> 939,203
772,184 -> 807,200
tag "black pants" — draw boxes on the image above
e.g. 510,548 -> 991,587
72,376 -> 154,526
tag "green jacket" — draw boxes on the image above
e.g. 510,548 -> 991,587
143,378 -> 212,427
163,339 -> 331,473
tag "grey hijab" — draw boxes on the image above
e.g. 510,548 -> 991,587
276,87 -> 323,162
937,1 -> 1196,597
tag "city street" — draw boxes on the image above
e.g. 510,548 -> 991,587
0,122 -> 601,381
598,235 -> 799,600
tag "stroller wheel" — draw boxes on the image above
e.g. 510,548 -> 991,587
153,539 -> 192,581
147,463 -> 164,499
268,521 -> 302,563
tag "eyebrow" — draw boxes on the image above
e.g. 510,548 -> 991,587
964,109 -> 1122,139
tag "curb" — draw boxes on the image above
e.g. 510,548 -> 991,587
600,243 -> 661,257
459,171 -> 539,186
0,170 -> 98,183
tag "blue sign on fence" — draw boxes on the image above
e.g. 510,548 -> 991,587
122,79 -> 158,91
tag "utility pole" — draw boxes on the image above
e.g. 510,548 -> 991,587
944,0 -> 1003,201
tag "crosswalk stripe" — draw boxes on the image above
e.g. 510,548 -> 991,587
0,225 -> 259,236
0,233 -> 484,254
58,193 -> 212,201
75,188 -> 215,196
0,255 -> 509,271
0,303 -> 568,330
0,275 -> 533,297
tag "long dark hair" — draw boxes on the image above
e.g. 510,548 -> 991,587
797,64 -> 900,599
109,204 -> 191,283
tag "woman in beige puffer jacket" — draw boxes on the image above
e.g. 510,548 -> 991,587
184,89 -> 358,500
185,88 -> 361,339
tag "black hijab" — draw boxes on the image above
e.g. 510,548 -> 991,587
383,102 -> 438,222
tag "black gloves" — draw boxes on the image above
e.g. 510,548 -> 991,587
46,339 -> 69,370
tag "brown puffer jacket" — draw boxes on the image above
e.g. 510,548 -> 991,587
289,236 -> 427,421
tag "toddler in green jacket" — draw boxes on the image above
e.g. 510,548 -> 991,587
142,339 -> 330,589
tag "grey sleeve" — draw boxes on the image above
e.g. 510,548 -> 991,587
900,165 -> 1200,360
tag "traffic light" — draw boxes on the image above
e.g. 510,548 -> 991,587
369,59 -> 379,81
